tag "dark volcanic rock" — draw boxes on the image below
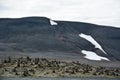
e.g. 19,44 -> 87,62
0,17 -> 120,61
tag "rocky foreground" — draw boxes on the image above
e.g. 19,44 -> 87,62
0,57 -> 120,78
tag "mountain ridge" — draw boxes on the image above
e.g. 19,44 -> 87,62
0,17 -> 120,62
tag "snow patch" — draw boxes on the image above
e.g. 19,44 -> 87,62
50,20 -> 58,25
79,33 -> 107,54
81,50 -> 109,61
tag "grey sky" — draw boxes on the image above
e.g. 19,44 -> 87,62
0,0 -> 120,27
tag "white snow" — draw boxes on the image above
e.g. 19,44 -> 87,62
81,50 -> 109,61
79,33 -> 107,54
50,20 -> 58,25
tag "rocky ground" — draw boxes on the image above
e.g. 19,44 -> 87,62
0,56 -> 120,78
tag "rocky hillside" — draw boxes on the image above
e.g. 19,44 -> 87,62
0,17 -> 120,61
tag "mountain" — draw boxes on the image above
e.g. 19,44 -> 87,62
0,17 -> 120,64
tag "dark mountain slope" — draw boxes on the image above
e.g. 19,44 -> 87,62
0,17 -> 120,61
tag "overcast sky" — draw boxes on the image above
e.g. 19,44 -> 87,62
0,0 -> 120,27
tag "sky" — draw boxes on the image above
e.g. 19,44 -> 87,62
0,0 -> 120,27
